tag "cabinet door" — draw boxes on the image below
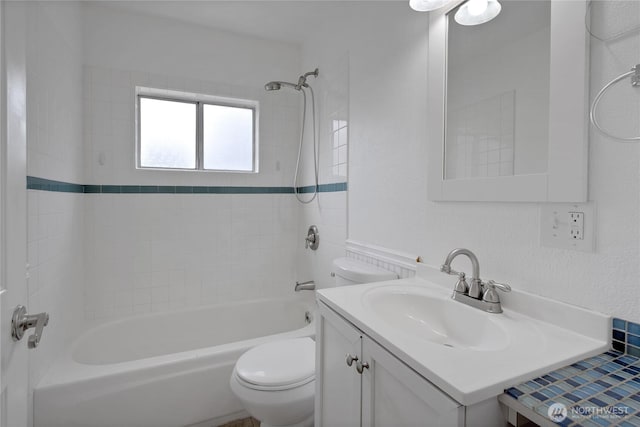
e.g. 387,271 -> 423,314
361,337 -> 464,427
316,303 -> 363,427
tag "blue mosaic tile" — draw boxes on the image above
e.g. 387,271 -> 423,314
531,391 -> 548,402
505,387 -> 523,398
503,319 -> 640,426
629,336 -> 640,347
605,389 -> 624,400
616,370 -> 635,381
564,392 -> 582,403
614,358 -> 632,367
587,370 -> 605,379
525,380 -> 543,390
534,377 -> 551,386
589,397 -> 609,407
615,330 -> 627,341
613,347 -> 626,358
595,379 -> 613,389
629,323 -> 640,336
620,384 -> 639,394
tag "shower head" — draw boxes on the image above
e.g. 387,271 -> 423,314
265,69 -> 319,92
264,81 -> 298,91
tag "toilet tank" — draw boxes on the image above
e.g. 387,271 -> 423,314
332,257 -> 398,286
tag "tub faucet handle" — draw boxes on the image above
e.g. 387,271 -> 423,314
11,305 -> 49,349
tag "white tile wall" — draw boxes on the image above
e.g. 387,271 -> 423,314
297,54 -> 349,289
24,1 -> 85,416
82,67 -> 302,320
78,6 -> 307,320
83,193 -> 298,319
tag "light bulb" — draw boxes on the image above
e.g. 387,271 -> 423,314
454,0 -> 501,25
409,0 -> 448,12
467,0 -> 488,16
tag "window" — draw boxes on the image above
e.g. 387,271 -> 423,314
137,89 -> 258,172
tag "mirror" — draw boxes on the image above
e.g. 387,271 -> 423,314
427,0 -> 589,202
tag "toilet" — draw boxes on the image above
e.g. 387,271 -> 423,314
229,258 -> 397,427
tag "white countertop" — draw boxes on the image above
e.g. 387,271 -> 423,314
316,263 -> 610,406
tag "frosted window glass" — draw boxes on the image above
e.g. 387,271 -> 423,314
203,104 -> 254,171
139,98 -> 196,169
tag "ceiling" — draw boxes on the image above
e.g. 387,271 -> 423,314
94,1 -> 410,45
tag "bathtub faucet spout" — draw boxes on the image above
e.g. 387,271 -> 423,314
295,280 -> 315,292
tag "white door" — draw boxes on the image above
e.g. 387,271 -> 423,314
361,336 -> 464,427
316,303 -> 363,427
1,2 -> 30,426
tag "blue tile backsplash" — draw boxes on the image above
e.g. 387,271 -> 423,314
504,318 -> 640,426
613,318 -> 640,358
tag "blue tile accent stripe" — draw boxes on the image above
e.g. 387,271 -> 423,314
27,176 -> 84,193
27,176 -> 348,195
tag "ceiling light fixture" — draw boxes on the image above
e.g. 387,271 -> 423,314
454,0 -> 501,25
409,0 -> 449,12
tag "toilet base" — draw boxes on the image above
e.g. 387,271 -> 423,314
259,413 -> 313,427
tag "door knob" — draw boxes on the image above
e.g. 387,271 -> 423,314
11,305 -> 49,349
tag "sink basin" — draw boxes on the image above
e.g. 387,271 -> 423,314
362,286 -> 510,351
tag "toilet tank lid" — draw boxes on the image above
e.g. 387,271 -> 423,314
332,257 -> 398,283
235,337 -> 315,388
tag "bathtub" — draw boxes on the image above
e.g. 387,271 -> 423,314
34,293 -> 316,427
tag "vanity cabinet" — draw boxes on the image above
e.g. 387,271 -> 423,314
315,302 -> 464,427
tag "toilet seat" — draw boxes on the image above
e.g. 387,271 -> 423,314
234,337 -> 315,391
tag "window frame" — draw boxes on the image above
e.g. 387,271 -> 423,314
136,88 -> 259,173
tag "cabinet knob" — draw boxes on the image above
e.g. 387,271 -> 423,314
356,360 -> 370,374
346,353 -> 358,367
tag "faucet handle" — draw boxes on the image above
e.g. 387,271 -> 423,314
453,272 -> 469,294
482,280 -> 511,304
485,280 -> 511,292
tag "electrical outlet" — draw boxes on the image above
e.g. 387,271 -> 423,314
569,212 -> 584,240
540,203 -> 595,251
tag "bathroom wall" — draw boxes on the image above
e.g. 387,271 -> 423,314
305,2 -> 640,322
296,52 -> 349,290
81,5 -> 303,319
24,0 -> 85,418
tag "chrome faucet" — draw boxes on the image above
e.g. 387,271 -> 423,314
440,248 -> 482,298
440,248 -> 511,313
295,280 -> 316,292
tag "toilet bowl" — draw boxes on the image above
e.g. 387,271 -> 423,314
230,258 -> 397,426
230,338 -> 315,427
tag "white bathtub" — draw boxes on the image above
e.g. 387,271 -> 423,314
34,294 -> 316,427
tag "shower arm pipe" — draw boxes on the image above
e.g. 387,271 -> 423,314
590,64 -> 640,142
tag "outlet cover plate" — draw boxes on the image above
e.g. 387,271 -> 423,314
540,203 -> 595,252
